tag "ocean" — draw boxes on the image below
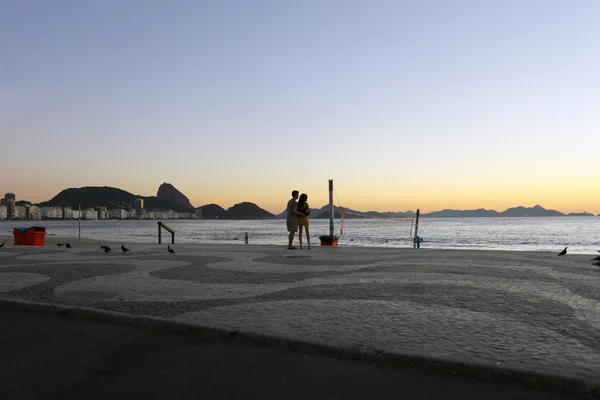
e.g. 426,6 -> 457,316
2,217 -> 599,254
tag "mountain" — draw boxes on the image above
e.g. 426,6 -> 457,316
423,208 -> 500,218
198,202 -> 274,219
157,183 -> 194,211
567,212 -> 595,217
387,210 -> 415,218
312,206 -> 344,219
276,204 -> 411,219
38,186 -> 189,212
198,204 -> 228,219
499,205 -> 565,217
308,206 -> 409,219
227,202 -> 275,219
277,205 -> 344,219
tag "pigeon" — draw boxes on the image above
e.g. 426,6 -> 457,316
57,243 -> 64,247
104,247 -> 111,254
66,243 -> 71,249
121,244 -> 130,253
167,245 -> 175,254
592,256 -> 600,261
557,247 -> 567,256
0,241 -> 5,248
100,245 -> 110,250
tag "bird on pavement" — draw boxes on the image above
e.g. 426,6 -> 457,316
0,241 -> 5,248
121,244 -> 130,253
557,247 -> 567,256
57,243 -> 64,247
66,243 -> 71,249
100,245 -> 110,250
104,247 -> 111,254
167,245 -> 175,254
592,256 -> 600,261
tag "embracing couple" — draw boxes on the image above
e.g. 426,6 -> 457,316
286,190 -> 311,250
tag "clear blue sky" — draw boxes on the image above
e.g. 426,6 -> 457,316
2,0 -> 599,214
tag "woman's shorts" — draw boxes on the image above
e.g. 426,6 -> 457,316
298,217 -> 309,227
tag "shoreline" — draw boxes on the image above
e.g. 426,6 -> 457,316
1,234 -> 599,256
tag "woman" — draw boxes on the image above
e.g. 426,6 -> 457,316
297,193 -> 311,249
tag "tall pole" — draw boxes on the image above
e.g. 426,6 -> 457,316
329,179 -> 334,237
413,208 -> 420,238
78,204 -> 81,240
413,208 -> 420,248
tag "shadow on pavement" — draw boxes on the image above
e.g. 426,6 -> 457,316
0,308 -> 587,400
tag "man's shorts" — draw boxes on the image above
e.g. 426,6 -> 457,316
287,217 -> 298,232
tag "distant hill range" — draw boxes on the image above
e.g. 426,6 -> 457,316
423,205 -> 583,218
278,204 -> 598,219
276,205 -> 413,219
36,185 -> 598,218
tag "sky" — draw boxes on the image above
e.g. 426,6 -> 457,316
1,0 -> 599,215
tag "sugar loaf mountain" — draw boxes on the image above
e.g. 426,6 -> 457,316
36,183 -> 598,219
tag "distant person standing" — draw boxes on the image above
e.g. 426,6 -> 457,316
297,193 -> 311,249
286,190 -> 301,249
245,232 -> 249,244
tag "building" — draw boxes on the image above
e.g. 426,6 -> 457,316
135,198 -> 144,217
4,193 -> 16,220
63,207 -> 73,220
0,205 -> 6,220
15,206 -> 26,219
96,207 -> 108,220
40,206 -> 62,219
28,205 -> 41,220
108,209 -> 127,220
84,208 -> 97,220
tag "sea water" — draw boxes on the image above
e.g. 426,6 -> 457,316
2,217 -> 599,254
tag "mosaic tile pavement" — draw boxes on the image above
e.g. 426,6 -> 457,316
1,242 -> 600,388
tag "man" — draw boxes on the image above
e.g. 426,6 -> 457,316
286,190 -> 302,249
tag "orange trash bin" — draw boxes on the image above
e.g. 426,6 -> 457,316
13,228 -> 27,245
28,227 -> 46,246
14,227 -> 46,246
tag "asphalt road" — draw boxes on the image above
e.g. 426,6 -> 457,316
0,308 -> 585,400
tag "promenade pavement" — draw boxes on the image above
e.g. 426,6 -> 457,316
1,241 -> 600,397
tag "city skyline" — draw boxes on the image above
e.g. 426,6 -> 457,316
2,1 -> 599,214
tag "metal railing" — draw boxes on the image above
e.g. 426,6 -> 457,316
158,221 -> 175,244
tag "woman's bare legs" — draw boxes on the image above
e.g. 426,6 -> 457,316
298,225 -> 304,249
306,225 -> 311,249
